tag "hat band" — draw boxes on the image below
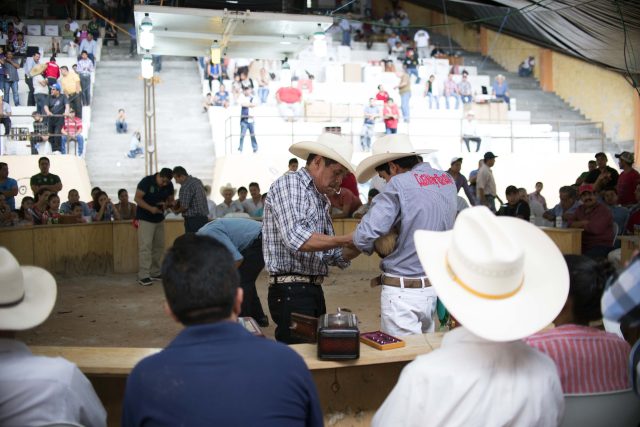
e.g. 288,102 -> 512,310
0,292 -> 25,308
445,255 -> 523,300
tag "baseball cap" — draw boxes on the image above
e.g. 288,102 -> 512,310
450,157 -> 463,165
51,83 -> 61,91
579,184 -> 595,195
615,151 -> 634,164
484,151 -> 498,160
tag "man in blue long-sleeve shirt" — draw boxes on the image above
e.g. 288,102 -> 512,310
353,135 -> 457,336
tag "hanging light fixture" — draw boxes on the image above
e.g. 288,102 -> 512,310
141,54 -> 154,79
210,40 -> 221,64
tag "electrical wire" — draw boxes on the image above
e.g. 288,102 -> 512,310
613,0 -> 640,96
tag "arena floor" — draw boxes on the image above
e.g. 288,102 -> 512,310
18,269 -> 384,348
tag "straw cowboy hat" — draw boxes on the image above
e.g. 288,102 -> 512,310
355,134 -> 435,183
0,248 -> 57,331
289,132 -> 355,174
30,63 -> 47,77
414,206 -> 569,342
219,183 -> 237,197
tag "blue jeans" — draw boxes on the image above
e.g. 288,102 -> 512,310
341,30 -> 351,46
400,92 -> 411,122
35,94 -> 48,114
385,127 -> 397,134
445,94 -> 460,110
239,119 -> 258,152
427,92 -> 439,109
3,81 -> 19,105
257,87 -> 269,104
360,123 -> 375,151
80,73 -> 92,105
407,67 -> 420,84
116,121 -> 128,133
496,94 -> 510,107
461,95 -> 473,104
128,147 -> 143,158
62,135 -> 85,156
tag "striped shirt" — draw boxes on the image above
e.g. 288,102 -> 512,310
525,324 -> 630,394
62,117 -> 82,137
178,176 -> 209,218
263,167 -> 349,276
354,162 -> 457,276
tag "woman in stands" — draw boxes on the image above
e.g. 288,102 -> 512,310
16,196 -> 34,226
525,255 -> 630,393
114,189 -> 136,220
87,186 -> 102,211
44,56 -> 60,87
76,24 -> 89,44
93,191 -> 121,222
30,188 -> 51,225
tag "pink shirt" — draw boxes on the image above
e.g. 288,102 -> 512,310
525,324 -> 630,394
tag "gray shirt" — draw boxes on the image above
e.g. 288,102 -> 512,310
4,58 -> 19,82
354,162 -> 457,276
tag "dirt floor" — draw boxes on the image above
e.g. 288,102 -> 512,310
19,269 -> 384,348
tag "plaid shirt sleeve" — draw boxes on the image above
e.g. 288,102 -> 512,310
602,256 -> 640,322
268,175 -> 314,251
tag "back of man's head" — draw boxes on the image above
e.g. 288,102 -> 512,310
162,234 -> 239,325
172,166 -> 187,178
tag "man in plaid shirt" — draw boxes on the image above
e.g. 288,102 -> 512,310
30,111 -> 48,155
263,133 -> 359,343
172,166 -> 209,233
61,109 -> 84,156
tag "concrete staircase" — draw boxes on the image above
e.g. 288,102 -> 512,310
85,40 -> 214,198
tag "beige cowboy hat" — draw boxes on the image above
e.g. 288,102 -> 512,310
289,132 -> 355,174
414,206 -> 569,342
30,63 -> 47,77
0,248 -> 57,331
355,134 -> 435,183
219,183 -> 237,197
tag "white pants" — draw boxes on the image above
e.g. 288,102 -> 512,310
380,284 -> 437,336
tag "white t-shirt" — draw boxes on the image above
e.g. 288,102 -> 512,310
414,30 -> 430,47
33,75 -> 49,95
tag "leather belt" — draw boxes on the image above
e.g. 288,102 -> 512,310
269,275 -> 324,285
379,274 -> 431,288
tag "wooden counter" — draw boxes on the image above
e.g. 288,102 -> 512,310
539,227 -> 582,255
32,333 -> 442,426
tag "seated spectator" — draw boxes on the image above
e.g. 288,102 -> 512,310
0,194 -> 16,227
206,61 -> 222,92
253,193 -> 267,218
213,84 -> 230,108
87,186 -> 102,211
492,74 -> 510,106
543,185 -> 580,227
275,82 -> 303,122
116,109 -> 127,133
576,160 -> 597,185
216,183 -> 244,218
584,152 -> 619,190
60,23 -> 76,53
80,33 -> 98,63
126,131 -> 143,158
87,16 -> 100,39
115,189 -> 137,220
203,185 -> 216,220
353,188 -> 379,219
497,185 -> 531,220
522,187 -> 544,224
328,186 -> 362,218
569,184 -> 614,259
93,191 -> 121,222
615,151 -> 640,206
373,207 -> 566,426
103,23 -> 118,46
202,92 -> 214,113
16,196 -> 34,226
60,188 -> 92,216
122,235 -> 322,426
442,72 -> 460,110
75,24 -> 89,43
458,70 -> 473,104
236,186 -> 248,205
11,32 -> 27,57
242,182 -> 263,217
525,255 -> 630,393
424,75 -> 439,109
68,202 -> 87,223
528,181 -> 547,210
518,56 -> 535,77
0,249 -> 107,426
30,157 -> 63,195
30,188 -> 51,225
461,111 -> 481,152
61,109 -> 85,157
43,193 -> 62,224
391,40 -> 405,58
603,188 -> 629,237
448,157 -> 476,205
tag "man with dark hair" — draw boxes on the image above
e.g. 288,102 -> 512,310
30,157 -> 62,195
543,186 -> 580,227
242,182 -> 263,216
497,185 -> 531,220
286,157 -> 299,174
44,83 -> 69,153
263,133 -> 358,343
60,65 -> 82,119
122,234 -> 322,426
615,151 -> 640,206
60,188 -> 91,216
476,152 -> 498,212
134,168 -> 174,286
569,184 -> 614,259
585,152 -> 619,191
76,51 -> 94,106
172,166 -> 209,233
197,218 -> 269,326
353,135 -> 457,336
576,160 -> 597,186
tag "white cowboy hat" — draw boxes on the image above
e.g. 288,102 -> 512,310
219,183 -> 237,197
289,132 -> 355,174
355,134 -> 435,183
0,248 -> 57,331
414,206 -> 569,342
30,62 -> 47,77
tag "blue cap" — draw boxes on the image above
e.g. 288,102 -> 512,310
51,83 -> 61,91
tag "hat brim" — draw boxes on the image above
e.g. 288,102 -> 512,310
355,149 -> 435,183
414,217 -> 569,342
0,267 -> 57,331
290,141 -> 355,174
220,187 -> 237,196
30,64 -> 47,77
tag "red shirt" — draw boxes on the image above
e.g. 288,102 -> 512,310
383,104 -> 399,129
276,87 -> 302,104
328,187 -> 362,216
44,62 -> 60,79
63,117 -> 82,137
341,173 -> 359,198
525,324 -> 630,394
375,91 -> 389,103
569,202 -> 614,251
616,168 -> 640,206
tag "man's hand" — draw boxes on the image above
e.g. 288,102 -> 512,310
342,244 -> 361,261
